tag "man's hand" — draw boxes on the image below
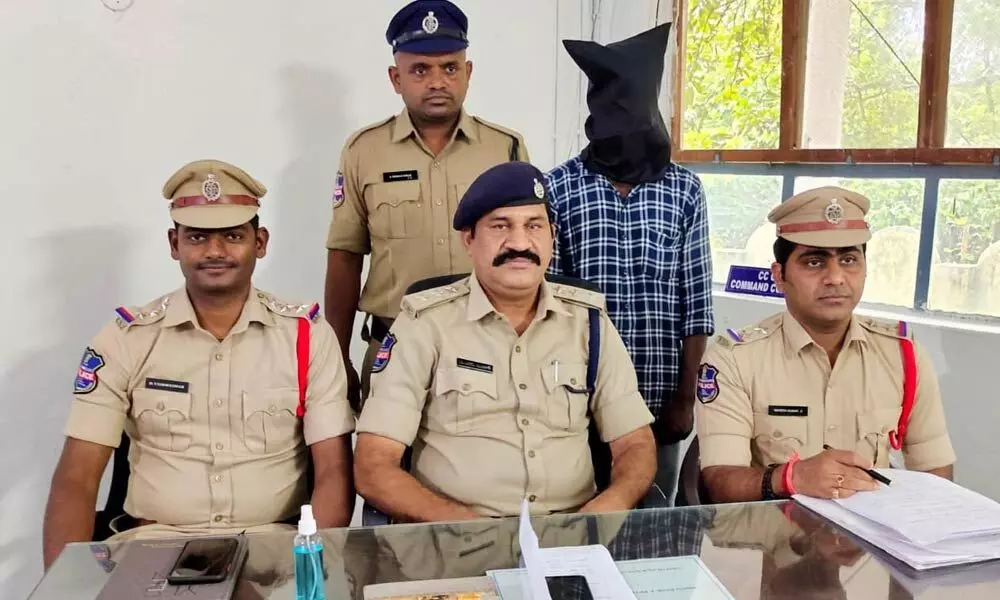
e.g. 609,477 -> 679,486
345,362 -> 361,414
790,449 -> 878,499
652,398 -> 694,446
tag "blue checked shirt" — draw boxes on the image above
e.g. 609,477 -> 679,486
546,157 -> 715,415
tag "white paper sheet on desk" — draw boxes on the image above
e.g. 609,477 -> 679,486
830,469 -> 1000,545
795,493 -> 1000,570
489,556 -> 734,600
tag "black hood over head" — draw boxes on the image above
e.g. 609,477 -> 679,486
564,23 -> 673,185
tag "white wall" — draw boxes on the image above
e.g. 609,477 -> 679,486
3,1 -> 998,599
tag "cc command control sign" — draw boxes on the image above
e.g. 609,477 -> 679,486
724,265 -> 785,298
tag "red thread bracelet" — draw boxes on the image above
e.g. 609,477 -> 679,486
783,452 -> 801,496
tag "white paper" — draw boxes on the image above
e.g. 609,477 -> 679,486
490,556 -> 733,600
831,469 -> 1000,545
518,498 -> 551,600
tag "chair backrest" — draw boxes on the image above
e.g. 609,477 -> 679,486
675,435 -> 711,506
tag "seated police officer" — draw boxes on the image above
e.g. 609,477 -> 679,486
353,161 -> 656,522
695,187 -> 956,504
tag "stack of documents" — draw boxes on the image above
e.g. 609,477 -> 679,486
794,469 -> 1000,570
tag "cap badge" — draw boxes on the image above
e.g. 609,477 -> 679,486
824,198 -> 844,225
202,174 -> 222,202
533,178 -> 545,199
421,11 -> 439,34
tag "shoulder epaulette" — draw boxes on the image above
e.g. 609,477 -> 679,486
115,295 -> 170,330
344,115 -> 395,149
472,116 -> 524,143
548,281 -> 606,311
715,314 -> 782,349
401,278 -> 470,318
858,317 -> 913,340
256,291 -> 321,322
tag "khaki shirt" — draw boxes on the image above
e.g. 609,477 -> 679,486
696,312 -> 956,472
326,109 -> 530,319
356,274 -> 654,517
66,287 -> 355,529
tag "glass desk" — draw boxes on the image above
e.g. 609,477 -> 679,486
28,501 -> 1000,599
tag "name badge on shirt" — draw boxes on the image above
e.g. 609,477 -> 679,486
145,378 -> 190,393
382,170 -> 419,183
457,358 -> 493,374
768,405 -> 808,417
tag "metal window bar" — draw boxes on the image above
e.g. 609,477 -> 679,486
679,161 -> 1000,311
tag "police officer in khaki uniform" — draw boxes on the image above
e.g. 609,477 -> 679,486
43,160 -> 355,569
695,186 -> 956,505
324,0 -> 531,412
353,161 -> 656,522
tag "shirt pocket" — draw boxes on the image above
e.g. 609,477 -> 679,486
241,388 -> 301,454
540,362 -> 590,432
432,367 -> 498,434
131,389 -> 193,452
367,181 -> 424,239
855,407 -> 898,468
640,228 -> 681,281
752,414 -> 808,464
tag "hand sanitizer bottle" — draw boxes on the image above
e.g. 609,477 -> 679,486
293,504 -> 325,600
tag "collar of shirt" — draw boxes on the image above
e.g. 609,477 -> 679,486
161,287 -> 275,332
391,108 -> 480,144
781,311 -> 867,353
465,273 -> 571,322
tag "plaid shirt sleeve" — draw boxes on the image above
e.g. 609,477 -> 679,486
545,176 -> 569,277
680,175 -> 715,338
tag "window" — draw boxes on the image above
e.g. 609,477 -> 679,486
946,0 -> 1000,147
702,174 -> 783,283
682,0 -> 782,150
929,179 -> 1000,316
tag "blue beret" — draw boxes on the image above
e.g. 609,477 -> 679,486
386,0 -> 469,54
453,162 -> 548,230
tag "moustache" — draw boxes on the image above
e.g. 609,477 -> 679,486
493,249 -> 541,267
198,261 -> 236,270
424,92 -> 453,101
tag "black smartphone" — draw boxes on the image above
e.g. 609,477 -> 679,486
545,575 -> 595,600
167,537 -> 240,585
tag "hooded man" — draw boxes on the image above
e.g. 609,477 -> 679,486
546,23 -> 715,507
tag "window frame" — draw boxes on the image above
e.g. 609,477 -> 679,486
671,0 -> 1000,165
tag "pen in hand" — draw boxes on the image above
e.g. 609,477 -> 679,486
823,444 -> 892,486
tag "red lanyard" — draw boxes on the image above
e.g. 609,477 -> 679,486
889,321 -> 917,450
296,318 -> 310,418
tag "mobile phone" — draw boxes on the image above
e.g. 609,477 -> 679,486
545,575 -> 595,600
167,537 -> 240,585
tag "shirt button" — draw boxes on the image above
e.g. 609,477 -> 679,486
773,430 -> 783,438
156,402 -> 165,411
215,398 -> 224,407
528,450 -> 536,458
435,200 -> 443,206
213,515 -> 223,523
215,443 -> 224,450
518,383 -> 527,390
461,383 -> 471,391
515,346 -> 522,353
437,238 -> 445,245
215,353 -> 224,361
570,378 -> 577,385
828,425 -> 837,431
432,162 -> 440,169
416,202 -> 422,208
213,475 -> 222,483
528,495 -> 537,502
521,418 -> 530,426
268,404 -> 278,412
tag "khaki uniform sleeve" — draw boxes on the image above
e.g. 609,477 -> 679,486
901,340 -> 956,471
65,322 -> 130,447
695,340 -> 754,468
356,312 -> 436,445
325,142 -> 370,254
591,314 -> 654,442
303,316 -> 355,445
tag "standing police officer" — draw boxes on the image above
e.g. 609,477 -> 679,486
324,0 -> 530,412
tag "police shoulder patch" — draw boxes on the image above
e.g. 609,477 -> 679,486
858,316 -> 912,340
332,171 -> 345,209
696,363 -> 720,404
115,295 -> 170,330
257,291 -> 321,322
549,283 -> 606,311
371,333 -> 396,374
75,347 -> 105,394
344,115 -> 394,149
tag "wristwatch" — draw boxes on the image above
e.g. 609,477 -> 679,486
761,463 -> 783,500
